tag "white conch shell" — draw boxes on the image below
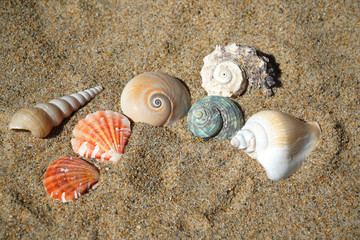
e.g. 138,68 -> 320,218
120,72 -> 191,126
9,86 -> 103,138
231,110 -> 321,180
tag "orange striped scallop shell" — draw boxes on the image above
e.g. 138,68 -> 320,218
43,157 -> 100,202
71,111 -> 131,162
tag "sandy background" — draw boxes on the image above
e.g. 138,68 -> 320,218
0,0 -> 359,239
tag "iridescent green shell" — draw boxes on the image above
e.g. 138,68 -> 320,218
187,96 -> 244,140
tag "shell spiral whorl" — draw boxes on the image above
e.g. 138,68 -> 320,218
120,72 -> 191,127
213,61 -> 244,86
187,96 -> 244,140
9,86 -> 103,138
148,91 -> 170,111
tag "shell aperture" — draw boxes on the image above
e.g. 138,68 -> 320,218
187,96 -> 244,140
120,72 -> 191,126
231,110 -> 321,180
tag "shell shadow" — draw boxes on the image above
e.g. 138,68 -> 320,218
173,76 -> 192,100
46,86 -> 105,139
46,117 -> 72,139
256,50 -> 283,92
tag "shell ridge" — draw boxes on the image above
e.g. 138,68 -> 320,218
99,111 -> 128,159
98,111 -> 117,154
107,111 -> 119,153
82,114 -> 111,158
104,111 -> 124,156
72,121 -> 101,158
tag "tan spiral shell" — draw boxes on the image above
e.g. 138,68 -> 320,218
120,72 -> 191,126
9,86 -> 103,138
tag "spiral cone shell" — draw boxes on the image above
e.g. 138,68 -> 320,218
120,72 -> 191,126
9,86 -> 103,138
43,157 -> 100,202
231,110 -> 321,180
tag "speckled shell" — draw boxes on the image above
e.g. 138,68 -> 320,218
231,110 -> 321,180
187,96 -> 244,140
120,72 -> 191,126
201,43 -> 275,97
71,111 -> 131,162
43,157 -> 100,202
9,86 -> 103,138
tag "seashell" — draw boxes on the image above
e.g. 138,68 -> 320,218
187,96 -> 244,140
43,157 -> 100,202
9,86 -> 103,138
71,111 -> 131,162
231,110 -> 321,180
200,43 -> 276,97
120,72 -> 191,126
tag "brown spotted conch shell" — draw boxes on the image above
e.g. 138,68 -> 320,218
9,86 -> 103,138
120,72 -> 191,126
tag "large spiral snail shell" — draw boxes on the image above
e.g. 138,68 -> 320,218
231,110 -> 321,180
9,86 -> 103,138
201,43 -> 276,97
187,96 -> 244,140
120,72 -> 191,126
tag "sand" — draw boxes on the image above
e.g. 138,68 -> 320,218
0,0 -> 359,239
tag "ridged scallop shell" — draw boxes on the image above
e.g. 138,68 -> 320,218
43,157 -> 100,202
187,96 -> 244,140
71,111 -> 131,162
120,72 -> 191,126
231,110 -> 321,180
9,86 -> 103,138
201,43 -> 275,97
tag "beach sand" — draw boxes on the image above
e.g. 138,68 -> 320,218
0,0 -> 359,239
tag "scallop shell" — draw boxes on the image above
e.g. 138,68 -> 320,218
201,43 -> 276,97
231,110 -> 321,180
120,72 -> 191,126
43,157 -> 100,202
71,111 -> 131,162
187,96 -> 244,140
9,86 -> 103,138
